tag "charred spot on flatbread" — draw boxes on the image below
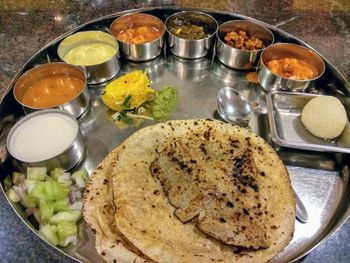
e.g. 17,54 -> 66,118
150,139 -> 270,249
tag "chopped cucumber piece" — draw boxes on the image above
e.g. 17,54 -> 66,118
50,168 -> 65,181
12,172 -> 25,185
24,179 -> 39,193
57,173 -> 72,186
21,194 -> 37,208
4,175 -> 12,191
39,200 -> 55,222
27,167 -> 47,181
13,186 -> 37,208
71,170 -> 88,188
45,175 -> 54,182
60,235 -> 77,247
54,198 -> 70,213
9,165 -> 86,249
6,188 -> 20,203
44,181 -> 69,201
49,210 -> 81,224
39,224 -> 59,246
28,182 -> 46,201
57,221 -> 78,247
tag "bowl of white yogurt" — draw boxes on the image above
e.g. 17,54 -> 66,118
6,109 -> 85,171
57,31 -> 120,85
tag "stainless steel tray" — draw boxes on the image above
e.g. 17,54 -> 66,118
0,7 -> 350,263
267,91 -> 350,153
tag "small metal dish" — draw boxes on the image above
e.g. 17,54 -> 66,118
167,55 -> 211,80
13,63 -> 90,119
258,43 -> 325,92
6,109 -> 86,171
57,31 -> 120,85
123,55 -> 166,82
266,91 -> 350,153
110,13 -> 165,61
216,20 -> 274,69
165,11 -> 218,59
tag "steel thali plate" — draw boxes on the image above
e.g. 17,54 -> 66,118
0,7 -> 349,263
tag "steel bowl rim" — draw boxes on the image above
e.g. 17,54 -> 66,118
165,10 -> 219,42
216,19 -> 275,54
259,42 -> 326,82
13,62 -> 88,111
57,30 -> 119,66
6,109 -> 80,164
110,12 -> 166,46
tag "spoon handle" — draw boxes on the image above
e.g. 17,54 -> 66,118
295,191 -> 308,224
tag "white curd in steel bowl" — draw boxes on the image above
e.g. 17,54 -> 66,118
7,109 -> 85,170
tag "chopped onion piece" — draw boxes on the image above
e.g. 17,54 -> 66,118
70,201 -> 83,210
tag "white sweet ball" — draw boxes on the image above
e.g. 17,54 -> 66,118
301,96 -> 347,139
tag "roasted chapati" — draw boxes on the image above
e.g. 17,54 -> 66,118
83,119 -> 295,263
83,149 -> 152,263
150,138 -> 269,249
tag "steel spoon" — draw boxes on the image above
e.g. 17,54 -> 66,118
295,191 -> 308,223
216,87 -> 309,223
216,87 -> 251,125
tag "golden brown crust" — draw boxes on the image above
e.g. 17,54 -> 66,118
83,149 -> 153,263
150,138 -> 270,248
83,119 -> 295,263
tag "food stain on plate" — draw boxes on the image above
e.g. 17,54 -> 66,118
246,71 -> 258,83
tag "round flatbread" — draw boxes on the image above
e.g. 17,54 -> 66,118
83,149 -> 152,263
83,119 -> 295,263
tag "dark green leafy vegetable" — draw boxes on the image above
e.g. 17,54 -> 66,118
170,23 -> 209,40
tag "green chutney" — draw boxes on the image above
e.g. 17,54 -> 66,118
151,86 -> 178,120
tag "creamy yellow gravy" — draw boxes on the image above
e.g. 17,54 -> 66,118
63,42 -> 116,66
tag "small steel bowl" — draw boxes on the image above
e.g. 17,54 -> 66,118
110,13 -> 165,61
6,109 -> 85,171
258,43 -> 325,92
212,59 -> 243,86
123,55 -> 166,82
216,20 -> 274,69
167,54 -> 210,81
165,11 -> 218,59
58,31 -> 120,85
13,63 -> 90,119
